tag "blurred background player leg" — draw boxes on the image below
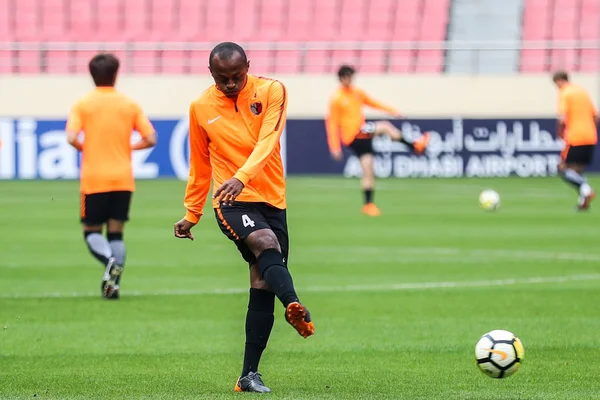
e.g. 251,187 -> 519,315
81,192 -> 120,299
559,146 -> 596,211
367,120 -> 430,155
101,191 -> 134,298
356,122 -> 430,216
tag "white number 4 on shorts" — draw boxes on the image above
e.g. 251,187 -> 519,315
242,214 -> 255,228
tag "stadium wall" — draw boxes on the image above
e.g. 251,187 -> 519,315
1,74 -> 599,180
1,74 -> 599,117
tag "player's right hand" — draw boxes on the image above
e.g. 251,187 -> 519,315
331,150 -> 343,161
174,218 -> 196,240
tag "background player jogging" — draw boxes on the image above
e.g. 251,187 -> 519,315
66,53 -> 156,300
326,65 -> 430,217
553,71 -> 598,211
173,42 -> 314,394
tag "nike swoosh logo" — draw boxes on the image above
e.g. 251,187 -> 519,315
208,116 -> 222,124
484,348 -> 508,360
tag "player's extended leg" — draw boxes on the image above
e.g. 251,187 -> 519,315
559,161 -> 596,210
359,153 -> 380,217
234,265 -> 275,393
245,229 -> 314,339
371,120 -> 430,154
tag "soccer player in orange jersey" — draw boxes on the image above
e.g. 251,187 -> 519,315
66,53 -> 156,299
553,71 -> 598,210
326,65 -> 430,216
173,42 -> 314,393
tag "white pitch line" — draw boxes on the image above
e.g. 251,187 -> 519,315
2,247 -> 599,269
2,274 -> 600,300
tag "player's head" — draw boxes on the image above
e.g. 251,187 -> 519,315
89,53 -> 120,87
209,42 -> 249,99
552,70 -> 569,88
337,65 -> 355,88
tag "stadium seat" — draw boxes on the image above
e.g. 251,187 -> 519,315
285,0 -> 312,41
0,0 -> 10,41
415,0 -> 449,73
273,49 -> 303,74
174,0 -> 205,40
258,0 -> 287,41
520,0 -> 552,72
1,0 -> 457,75
550,0 -> 578,71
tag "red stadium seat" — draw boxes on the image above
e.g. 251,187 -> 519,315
285,0 -> 312,41
0,0 -> 10,41
258,0 -> 287,41
520,0 -> 552,72
2,0 -> 457,74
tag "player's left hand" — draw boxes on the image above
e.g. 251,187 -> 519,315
213,178 -> 245,206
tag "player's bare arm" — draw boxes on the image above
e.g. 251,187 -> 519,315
66,130 -> 83,151
131,133 -> 157,150
557,116 -> 566,139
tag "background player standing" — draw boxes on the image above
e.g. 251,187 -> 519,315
173,42 -> 314,394
553,71 -> 598,210
66,53 -> 156,299
325,65 -> 430,216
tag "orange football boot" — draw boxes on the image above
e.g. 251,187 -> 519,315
362,203 -> 381,217
413,132 -> 430,155
285,302 -> 315,338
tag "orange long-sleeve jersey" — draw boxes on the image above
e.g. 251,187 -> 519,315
325,86 -> 399,153
184,74 -> 287,224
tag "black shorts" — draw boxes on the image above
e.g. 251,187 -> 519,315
562,144 -> 595,165
215,202 -> 289,265
80,191 -> 132,225
348,122 -> 376,157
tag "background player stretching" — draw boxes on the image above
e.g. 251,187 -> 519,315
66,53 -> 156,299
173,42 -> 314,393
326,65 -> 430,216
553,71 -> 598,210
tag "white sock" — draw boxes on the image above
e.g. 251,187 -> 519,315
580,183 -> 592,197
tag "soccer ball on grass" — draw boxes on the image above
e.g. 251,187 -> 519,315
475,329 -> 524,378
479,189 -> 500,211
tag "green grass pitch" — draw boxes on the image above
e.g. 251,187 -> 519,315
1,176 -> 600,399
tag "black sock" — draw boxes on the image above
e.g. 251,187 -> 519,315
257,249 -> 299,307
84,231 -> 112,266
394,136 -> 414,149
364,189 -> 374,204
241,288 -> 275,377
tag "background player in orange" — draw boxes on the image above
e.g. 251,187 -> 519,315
326,65 -> 430,217
173,42 -> 314,394
553,71 -> 598,210
66,53 -> 156,299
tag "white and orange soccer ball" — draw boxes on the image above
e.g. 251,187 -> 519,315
479,189 -> 500,211
475,329 -> 525,379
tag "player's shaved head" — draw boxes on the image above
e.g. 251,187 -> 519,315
209,42 -> 250,99
209,42 -> 248,68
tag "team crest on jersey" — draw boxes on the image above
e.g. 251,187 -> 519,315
250,101 -> 262,116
